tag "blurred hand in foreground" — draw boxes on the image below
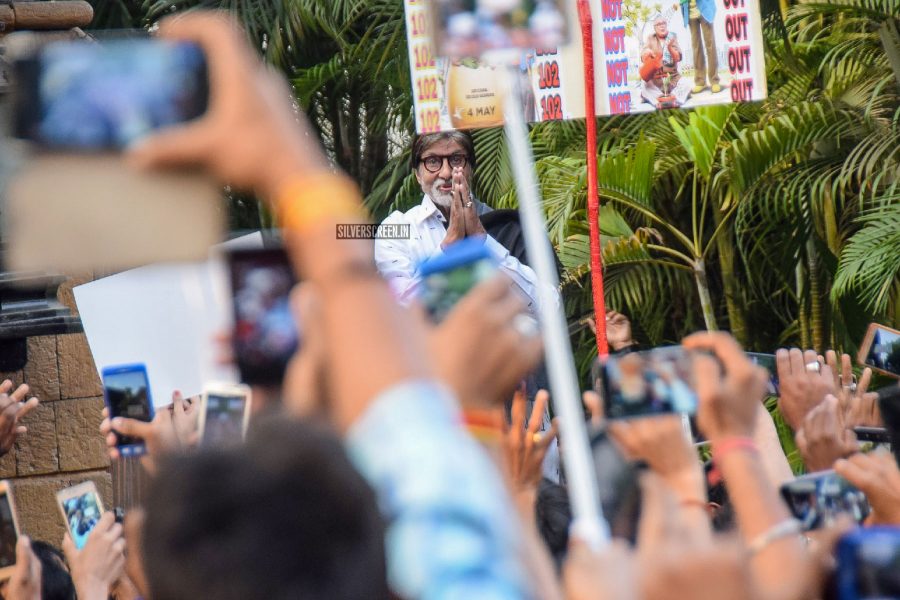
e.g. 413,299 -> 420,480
6,537 -> 42,600
503,388 -> 558,499
835,450 -> 900,526
63,512 -> 126,600
429,275 -> 543,408
795,394 -> 858,472
0,379 -> 40,456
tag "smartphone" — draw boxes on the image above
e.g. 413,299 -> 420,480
199,383 -> 252,447
11,39 -> 208,149
835,527 -> 900,600
858,323 -> 900,379
877,386 -> 900,466
102,364 -> 155,457
419,237 -> 499,323
853,427 -> 892,445
227,246 -> 299,386
747,352 -> 779,396
590,429 -> 642,543
596,346 -> 699,420
433,0 -> 569,56
56,481 -> 104,550
780,470 -> 870,531
0,481 -> 20,580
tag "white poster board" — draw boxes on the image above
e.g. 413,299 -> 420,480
73,233 -> 263,408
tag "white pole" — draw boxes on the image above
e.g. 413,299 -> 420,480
501,66 -> 610,549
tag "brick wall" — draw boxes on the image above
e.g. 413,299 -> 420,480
2,275 -> 111,545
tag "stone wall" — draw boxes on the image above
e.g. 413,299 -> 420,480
2,275 -> 111,545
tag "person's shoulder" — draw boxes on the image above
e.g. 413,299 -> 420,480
379,200 -> 428,225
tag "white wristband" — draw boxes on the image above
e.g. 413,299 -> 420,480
747,518 -> 803,555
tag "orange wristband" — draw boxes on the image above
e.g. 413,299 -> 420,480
276,173 -> 369,232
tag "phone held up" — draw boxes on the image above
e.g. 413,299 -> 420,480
102,363 -> 155,457
780,470 -> 870,532
858,323 -> 900,379
419,237 -> 499,324
56,481 -> 105,550
199,383 -> 253,447
227,246 -> 299,386
594,346 -> 699,420
0,481 -> 20,579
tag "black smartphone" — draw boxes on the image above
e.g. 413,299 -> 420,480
747,352 -> 779,396
780,470 -> 869,531
596,346 -> 699,420
853,427 -> 891,445
590,429 -> 642,543
877,385 -> 900,466
858,323 -> 900,379
227,247 -> 299,385
11,39 -> 208,149
835,527 -> 900,600
102,363 -> 155,457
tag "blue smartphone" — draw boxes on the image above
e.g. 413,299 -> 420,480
101,364 -> 154,457
835,527 -> 900,599
418,237 -> 498,323
12,39 -> 208,149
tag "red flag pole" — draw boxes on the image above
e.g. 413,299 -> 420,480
577,0 -> 609,357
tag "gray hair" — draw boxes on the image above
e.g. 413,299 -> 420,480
410,130 -> 476,171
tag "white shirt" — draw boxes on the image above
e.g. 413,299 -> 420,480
374,195 -> 556,315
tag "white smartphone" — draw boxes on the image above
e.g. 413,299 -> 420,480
199,383 -> 253,447
56,481 -> 105,550
0,481 -> 20,580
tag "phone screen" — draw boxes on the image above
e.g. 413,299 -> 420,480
103,368 -> 152,448
0,492 -> 17,570
435,0 -> 568,56
229,248 -> 299,385
781,471 -> 869,531
421,256 -> 497,323
12,40 -> 207,149
600,347 -> 698,419
747,352 -> 779,395
60,489 -> 102,550
862,326 -> 900,378
202,393 -> 248,446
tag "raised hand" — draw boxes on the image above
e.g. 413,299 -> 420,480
776,348 -> 835,430
795,394 -> 858,472
440,168 -> 468,249
6,537 -> 42,600
0,379 -> 40,456
455,166 -> 485,239
835,450 -> 900,526
503,388 -> 558,497
823,350 -> 880,427
63,512 -> 126,600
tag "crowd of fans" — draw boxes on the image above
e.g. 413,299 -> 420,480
1,11 -> 899,600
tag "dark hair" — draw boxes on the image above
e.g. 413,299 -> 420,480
142,419 -> 388,600
535,478 -> 571,571
30,541 -> 76,600
410,131 -> 476,171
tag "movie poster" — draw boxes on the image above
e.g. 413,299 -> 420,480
404,0 -> 766,132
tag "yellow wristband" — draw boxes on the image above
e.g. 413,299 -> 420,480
276,173 -> 369,232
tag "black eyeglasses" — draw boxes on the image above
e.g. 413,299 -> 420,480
419,154 -> 468,173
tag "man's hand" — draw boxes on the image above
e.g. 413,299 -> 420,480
455,166 -> 486,239
0,380 -> 40,456
429,275 -> 543,407
63,512 -> 126,600
776,348 -> 834,430
835,451 -> 900,526
129,12 -> 329,199
795,395 -> 858,472
563,539 -> 635,600
683,332 -> 768,442
440,166 -> 469,249
605,311 -> 634,352
6,537 -> 42,600
823,350 -> 881,427
503,388 -> 558,500
608,415 -> 705,504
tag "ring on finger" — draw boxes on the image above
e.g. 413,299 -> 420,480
512,314 -> 540,338
805,361 -> 821,373
465,201 -> 473,208
532,433 -> 543,444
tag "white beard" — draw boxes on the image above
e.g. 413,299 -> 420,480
427,179 -> 453,208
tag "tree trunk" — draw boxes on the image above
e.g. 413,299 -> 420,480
796,261 -> 811,349
807,240 -> 826,352
714,213 -> 747,344
693,259 -> 719,331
